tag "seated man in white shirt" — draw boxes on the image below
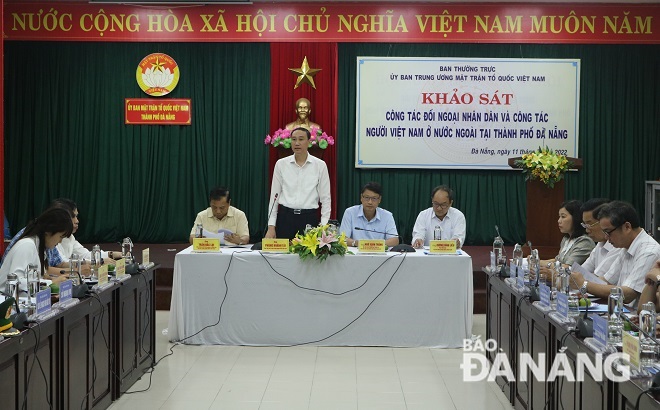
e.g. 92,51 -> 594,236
189,186 -> 250,245
411,185 -> 466,249
570,199 -> 623,296
339,182 -> 399,248
584,201 -> 660,308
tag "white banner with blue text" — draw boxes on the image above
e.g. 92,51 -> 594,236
355,57 -> 580,169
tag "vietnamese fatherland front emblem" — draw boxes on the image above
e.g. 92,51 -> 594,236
136,53 -> 180,96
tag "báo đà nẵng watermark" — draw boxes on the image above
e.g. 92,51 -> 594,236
460,337 -> 630,383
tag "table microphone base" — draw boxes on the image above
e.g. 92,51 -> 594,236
390,244 -> 415,252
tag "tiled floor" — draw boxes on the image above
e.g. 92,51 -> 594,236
109,312 -> 514,410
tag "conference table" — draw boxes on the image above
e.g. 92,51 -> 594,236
169,246 -> 473,348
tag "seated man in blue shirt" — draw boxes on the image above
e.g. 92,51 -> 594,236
339,182 -> 399,248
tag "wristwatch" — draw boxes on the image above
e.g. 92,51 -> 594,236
580,280 -> 588,295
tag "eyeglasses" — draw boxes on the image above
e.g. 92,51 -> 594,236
361,195 -> 381,202
432,202 -> 451,210
580,220 -> 599,229
602,224 -> 623,237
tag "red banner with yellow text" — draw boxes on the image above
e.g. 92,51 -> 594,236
4,2 -> 659,44
125,98 -> 191,125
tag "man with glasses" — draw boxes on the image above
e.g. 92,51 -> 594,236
588,201 -> 660,307
569,199 -> 623,297
339,182 -> 399,248
411,185 -> 466,249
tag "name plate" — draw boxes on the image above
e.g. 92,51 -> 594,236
540,283 -> 551,307
116,258 -> 126,277
193,238 -> 221,252
622,331 -> 640,369
358,239 -> 386,253
556,292 -> 569,318
59,280 -> 73,303
98,265 -> 109,286
36,289 -> 52,315
592,315 -> 608,347
261,239 -> 290,253
429,240 -> 456,254
142,248 -> 150,265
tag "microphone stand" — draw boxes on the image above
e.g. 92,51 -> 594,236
64,267 -> 89,299
620,312 -> 660,348
354,227 -> 415,252
253,193 -> 279,251
577,297 -> 593,337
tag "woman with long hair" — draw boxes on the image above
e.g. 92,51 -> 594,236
539,200 -> 595,279
0,207 -> 73,290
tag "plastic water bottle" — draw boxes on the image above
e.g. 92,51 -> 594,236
122,237 -> 134,262
195,223 -> 203,238
69,253 -> 81,285
568,293 -> 580,320
512,244 -> 523,266
434,226 -> 442,241
493,234 -> 505,270
553,261 -> 563,292
607,287 -> 624,344
26,263 -> 39,300
639,301 -> 657,365
5,271 -> 19,300
91,245 -> 101,280
528,249 -> 539,284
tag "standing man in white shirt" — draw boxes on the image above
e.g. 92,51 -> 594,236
265,127 -> 331,240
412,185 -> 466,249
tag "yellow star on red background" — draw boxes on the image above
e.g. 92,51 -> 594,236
289,56 -> 321,89
151,56 -> 165,72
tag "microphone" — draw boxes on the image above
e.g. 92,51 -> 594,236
265,193 -> 279,236
354,227 -> 415,252
577,296 -> 593,337
620,312 -> 660,347
253,193 -> 279,251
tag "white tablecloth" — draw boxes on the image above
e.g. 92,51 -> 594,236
168,247 -> 473,347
